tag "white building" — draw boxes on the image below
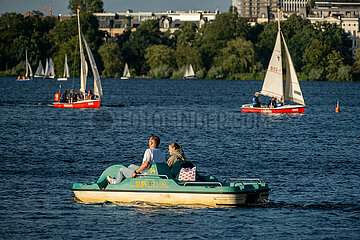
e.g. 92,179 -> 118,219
307,16 -> 360,55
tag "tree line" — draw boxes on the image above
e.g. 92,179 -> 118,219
1,1 -> 359,81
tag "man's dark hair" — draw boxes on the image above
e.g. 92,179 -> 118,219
151,135 -> 160,147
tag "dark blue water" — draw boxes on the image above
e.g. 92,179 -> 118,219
0,77 -> 359,239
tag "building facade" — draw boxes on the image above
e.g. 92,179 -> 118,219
92,10 -> 219,41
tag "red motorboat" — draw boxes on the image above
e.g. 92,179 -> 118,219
242,14 -> 305,114
53,7 -> 103,109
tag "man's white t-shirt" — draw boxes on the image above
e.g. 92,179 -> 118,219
141,148 -> 165,173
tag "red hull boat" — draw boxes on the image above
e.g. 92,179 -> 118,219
241,104 -> 305,113
53,8 -> 103,109
242,16 -> 306,114
53,99 -> 100,108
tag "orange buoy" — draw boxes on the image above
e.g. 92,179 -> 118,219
335,101 -> 340,113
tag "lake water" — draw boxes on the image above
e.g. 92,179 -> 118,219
0,77 -> 359,239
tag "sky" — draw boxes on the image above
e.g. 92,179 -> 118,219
0,0 -> 231,16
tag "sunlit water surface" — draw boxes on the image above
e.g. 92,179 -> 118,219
0,77 -> 359,239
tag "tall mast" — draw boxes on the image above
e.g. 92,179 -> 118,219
25,50 -> 29,78
77,7 -> 86,95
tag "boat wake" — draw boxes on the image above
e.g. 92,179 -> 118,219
102,104 -> 126,108
256,201 -> 360,211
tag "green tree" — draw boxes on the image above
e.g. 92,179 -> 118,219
302,39 -> 332,80
214,37 -> 255,77
68,0 -> 104,14
122,20 -> 162,74
354,48 -> 360,72
144,45 -> 175,70
175,45 -> 202,70
326,50 -> 344,81
196,12 -> 250,69
0,13 -> 56,73
49,13 -> 104,76
174,22 -> 198,47
314,22 -> 352,64
98,42 -> 123,78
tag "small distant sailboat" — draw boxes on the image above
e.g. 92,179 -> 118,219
53,7 -> 103,109
16,50 -> 32,82
57,55 -> 70,81
241,14 -> 305,114
44,58 -> 56,79
121,63 -> 131,79
184,64 -> 196,79
34,60 -> 44,78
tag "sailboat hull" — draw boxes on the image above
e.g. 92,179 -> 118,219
120,77 -> 129,79
53,99 -> 100,108
241,104 -> 305,113
16,78 -> 32,82
57,77 -> 68,81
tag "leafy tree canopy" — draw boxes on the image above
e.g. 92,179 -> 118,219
68,0 -> 104,14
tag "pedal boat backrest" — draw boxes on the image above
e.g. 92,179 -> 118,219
145,163 -> 172,179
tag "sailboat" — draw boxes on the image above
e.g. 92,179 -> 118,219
57,55 -> 70,81
44,58 -> 56,79
184,64 -> 196,79
241,16 -> 305,114
16,50 -> 32,82
121,63 -> 130,79
34,60 -> 44,78
53,7 -> 103,109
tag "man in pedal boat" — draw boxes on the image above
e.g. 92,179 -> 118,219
107,136 -> 165,184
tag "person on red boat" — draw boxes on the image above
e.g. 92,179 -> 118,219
252,92 -> 265,108
86,90 -> 94,100
107,136 -> 166,184
60,90 -> 68,102
74,90 -> 83,102
69,90 -> 75,103
267,97 -> 276,108
276,99 -> 283,107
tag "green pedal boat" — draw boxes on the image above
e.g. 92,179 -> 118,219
72,162 -> 270,206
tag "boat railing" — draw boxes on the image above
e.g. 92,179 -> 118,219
183,181 -> 222,187
137,174 -> 169,179
226,178 -> 265,183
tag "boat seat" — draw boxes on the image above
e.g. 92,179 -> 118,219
170,161 -> 196,180
170,161 -> 184,178
147,163 -> 172,179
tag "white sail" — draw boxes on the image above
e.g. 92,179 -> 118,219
25,50 -> 29,78
184,65 -> 189,77
188,65 -> 195,77
35,61 -> 44,77
49,58 -> 55,77
77,9 -> 87,95
123,63 -> 130,78
27,61 -> 33,78
44,58 -> 49,79
82,32 -> 103,97
85,60 -> 88,78
282,32 -> 305,105
63,54 -> 70,78
184,64 -> 195,78
260,30 -> 283,100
